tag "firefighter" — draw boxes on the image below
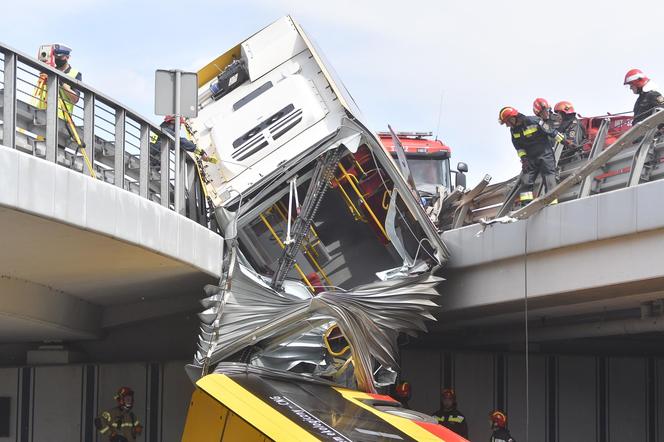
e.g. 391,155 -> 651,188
159,115 -> 209,159
554,101 -> 586,150
149,116 -> 212,168
95,387 -> 143,442
624,69 -> 664,124
489,410 -> 516,442
499,106 -> 563,205
432,388 -> 468,439
394,381 -> 411,408
532,97 -> 561,131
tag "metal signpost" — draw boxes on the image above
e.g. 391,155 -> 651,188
155,69 -> 198,213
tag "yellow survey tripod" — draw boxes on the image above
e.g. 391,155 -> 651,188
34,72 -> 96,178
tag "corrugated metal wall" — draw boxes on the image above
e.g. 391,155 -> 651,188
401,349 -> 664,442
0,361 -> 193,442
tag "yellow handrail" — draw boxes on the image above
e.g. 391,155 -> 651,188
333,177 -> 364,220
337,163 -> 388,239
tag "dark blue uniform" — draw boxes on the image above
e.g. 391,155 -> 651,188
633,88 -> 664,124
490,427 -> 516,442
510,115 -> 562,203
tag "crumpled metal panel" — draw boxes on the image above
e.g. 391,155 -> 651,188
196,260 -> 442,392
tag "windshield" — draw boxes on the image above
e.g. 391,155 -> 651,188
408,158 -> 450,190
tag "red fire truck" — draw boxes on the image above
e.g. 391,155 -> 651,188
377,131 -> 467,195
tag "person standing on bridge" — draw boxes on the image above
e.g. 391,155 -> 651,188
499,106 -> 564,205
624,69 -> 664,125
33,44 -> 82,120
432,388 -> 469,439
489,410 -> 516,442
95,386 -> 143,442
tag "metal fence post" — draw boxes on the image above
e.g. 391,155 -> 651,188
2,51 -> 17,148
627,128 -> 657,187
45,74 -> 59,162
139,123 -> 150,198
160,138 -> 170,207
114,108 -> 126,188
186,158 -> 198,221
83,93 -> 95,171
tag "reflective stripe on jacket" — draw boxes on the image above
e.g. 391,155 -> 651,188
510,115 -> 560,158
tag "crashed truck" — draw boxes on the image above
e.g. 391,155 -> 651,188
179,16 -> 465,442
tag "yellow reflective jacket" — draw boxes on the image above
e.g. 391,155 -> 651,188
95,406 -> 142,441
33,66 -> 81,120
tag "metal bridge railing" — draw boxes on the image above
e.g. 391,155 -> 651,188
0,42 -> 209,226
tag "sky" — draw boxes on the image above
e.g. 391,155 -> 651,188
4,0 -> 664,184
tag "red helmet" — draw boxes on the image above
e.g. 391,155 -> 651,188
499,107 -> 519,125
624,69 -> 649,88
490,410 -> 507,428
164,115 -> 186,124
532,98 -> 550,115
441,388 -> 456,401
554,101 -> 575,114
115,386 -> 134,408
395,382 -> 411,400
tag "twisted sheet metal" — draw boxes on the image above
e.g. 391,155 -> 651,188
196,261 -> 442,393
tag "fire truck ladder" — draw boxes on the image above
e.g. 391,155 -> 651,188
270,147 -> 342,291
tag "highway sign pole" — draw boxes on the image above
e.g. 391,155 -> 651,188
174,70 -> 182,213
155,69 -> 198,215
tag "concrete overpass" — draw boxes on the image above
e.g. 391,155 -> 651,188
0,143 -> 222,344
427,177 -> 664,350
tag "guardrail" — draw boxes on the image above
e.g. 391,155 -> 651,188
0,42 -> 209,226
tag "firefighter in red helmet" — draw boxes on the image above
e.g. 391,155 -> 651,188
490,410 -> 516,442
624,69 -> 664,124
554,101 -> 586,150
95,387 -> 143,441
432,388 -> 468,439
500,106 -> 563,205
532,98 -> 561,132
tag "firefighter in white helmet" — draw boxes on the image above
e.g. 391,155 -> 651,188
624,69 -> 664,124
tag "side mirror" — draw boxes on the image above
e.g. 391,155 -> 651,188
455,162 -> 468,189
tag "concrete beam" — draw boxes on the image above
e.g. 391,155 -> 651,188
453,315 -> 664,346
0,276 -> 101,340
102,293 -> 201,328
440,228 -> 664,316
0,144 -> 223,278
442,178 -> 664,269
